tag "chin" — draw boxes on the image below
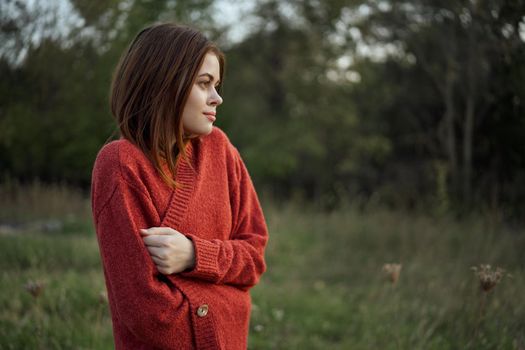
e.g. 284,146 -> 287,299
199,125 -> 214,136
206,125 -> 213,135
186,125 -> 213,137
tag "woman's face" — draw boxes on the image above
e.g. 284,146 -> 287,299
181,52 -> 223,137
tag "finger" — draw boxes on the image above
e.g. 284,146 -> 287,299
142,235 -> 166,248
151,255 -> 169,267
146,246 -> 166,260
140,227 -> 177,236
157,266 -> 172,275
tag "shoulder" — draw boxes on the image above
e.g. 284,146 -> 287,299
197,127 -> 245,172
199,127 -> 252,181
202,126 -> 232,148
201,126 -> 241,153
91,139 -> 154,213
92,139 -> 151,181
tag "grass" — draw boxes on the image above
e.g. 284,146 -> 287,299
0,182 -> 523,349
251,203 -> 524,349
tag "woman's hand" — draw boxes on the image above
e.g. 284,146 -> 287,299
140,227 -> 195,275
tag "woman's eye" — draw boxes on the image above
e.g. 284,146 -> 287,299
199,81 -> 211,87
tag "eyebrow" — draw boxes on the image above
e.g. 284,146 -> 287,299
198,73 -> 220,84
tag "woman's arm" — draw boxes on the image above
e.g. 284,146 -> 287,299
142,147 -> 268,290
93,178 -> 193,348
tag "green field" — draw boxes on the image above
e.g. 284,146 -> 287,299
0,189 -> 523,349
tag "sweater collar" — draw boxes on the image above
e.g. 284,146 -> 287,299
160,138 -> 197,230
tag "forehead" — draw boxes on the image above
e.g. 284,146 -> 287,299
198,53 -> 221,76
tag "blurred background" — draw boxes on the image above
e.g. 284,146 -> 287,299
1,0 -> 524,349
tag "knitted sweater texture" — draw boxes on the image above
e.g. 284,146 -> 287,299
91,127 -> 268,349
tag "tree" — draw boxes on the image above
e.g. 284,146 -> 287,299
0,0 -> 217,185
347,0 -> 525,210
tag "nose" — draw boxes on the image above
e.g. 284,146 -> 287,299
208,87 -> 223,106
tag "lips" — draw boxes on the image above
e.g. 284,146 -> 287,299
203,111 -> 216,122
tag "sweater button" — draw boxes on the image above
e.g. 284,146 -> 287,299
196,304 -> 209,317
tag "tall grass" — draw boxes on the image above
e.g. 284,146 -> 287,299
251,202 -> 524,349
0,179 -> 91,233
0,183 -> 523,349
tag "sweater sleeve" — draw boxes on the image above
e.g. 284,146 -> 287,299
93,176 -> 192,348
182,147 -> 268,290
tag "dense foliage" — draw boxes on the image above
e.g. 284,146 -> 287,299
1,0 -> 524,217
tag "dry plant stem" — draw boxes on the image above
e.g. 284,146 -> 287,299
389,284 -> 402,349
33,297 -> 44,347
468,264 -> 510,347
478,291 -> 487,321
470,290 -> 488,347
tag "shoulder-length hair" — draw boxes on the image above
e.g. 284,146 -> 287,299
110,23 -> 225,188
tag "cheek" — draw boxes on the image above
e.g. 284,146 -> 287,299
186,90 -> 206,111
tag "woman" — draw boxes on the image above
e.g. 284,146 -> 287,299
91,23 -> 268,349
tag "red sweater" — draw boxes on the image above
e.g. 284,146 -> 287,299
91,127 -> 268,349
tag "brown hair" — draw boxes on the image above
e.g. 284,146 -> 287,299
110,23 -> 225,188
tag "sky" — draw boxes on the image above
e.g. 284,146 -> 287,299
0,0 -> 257,64
212,0 -> 258,44
0,0 -> 84,64
2,0 -> 524,66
